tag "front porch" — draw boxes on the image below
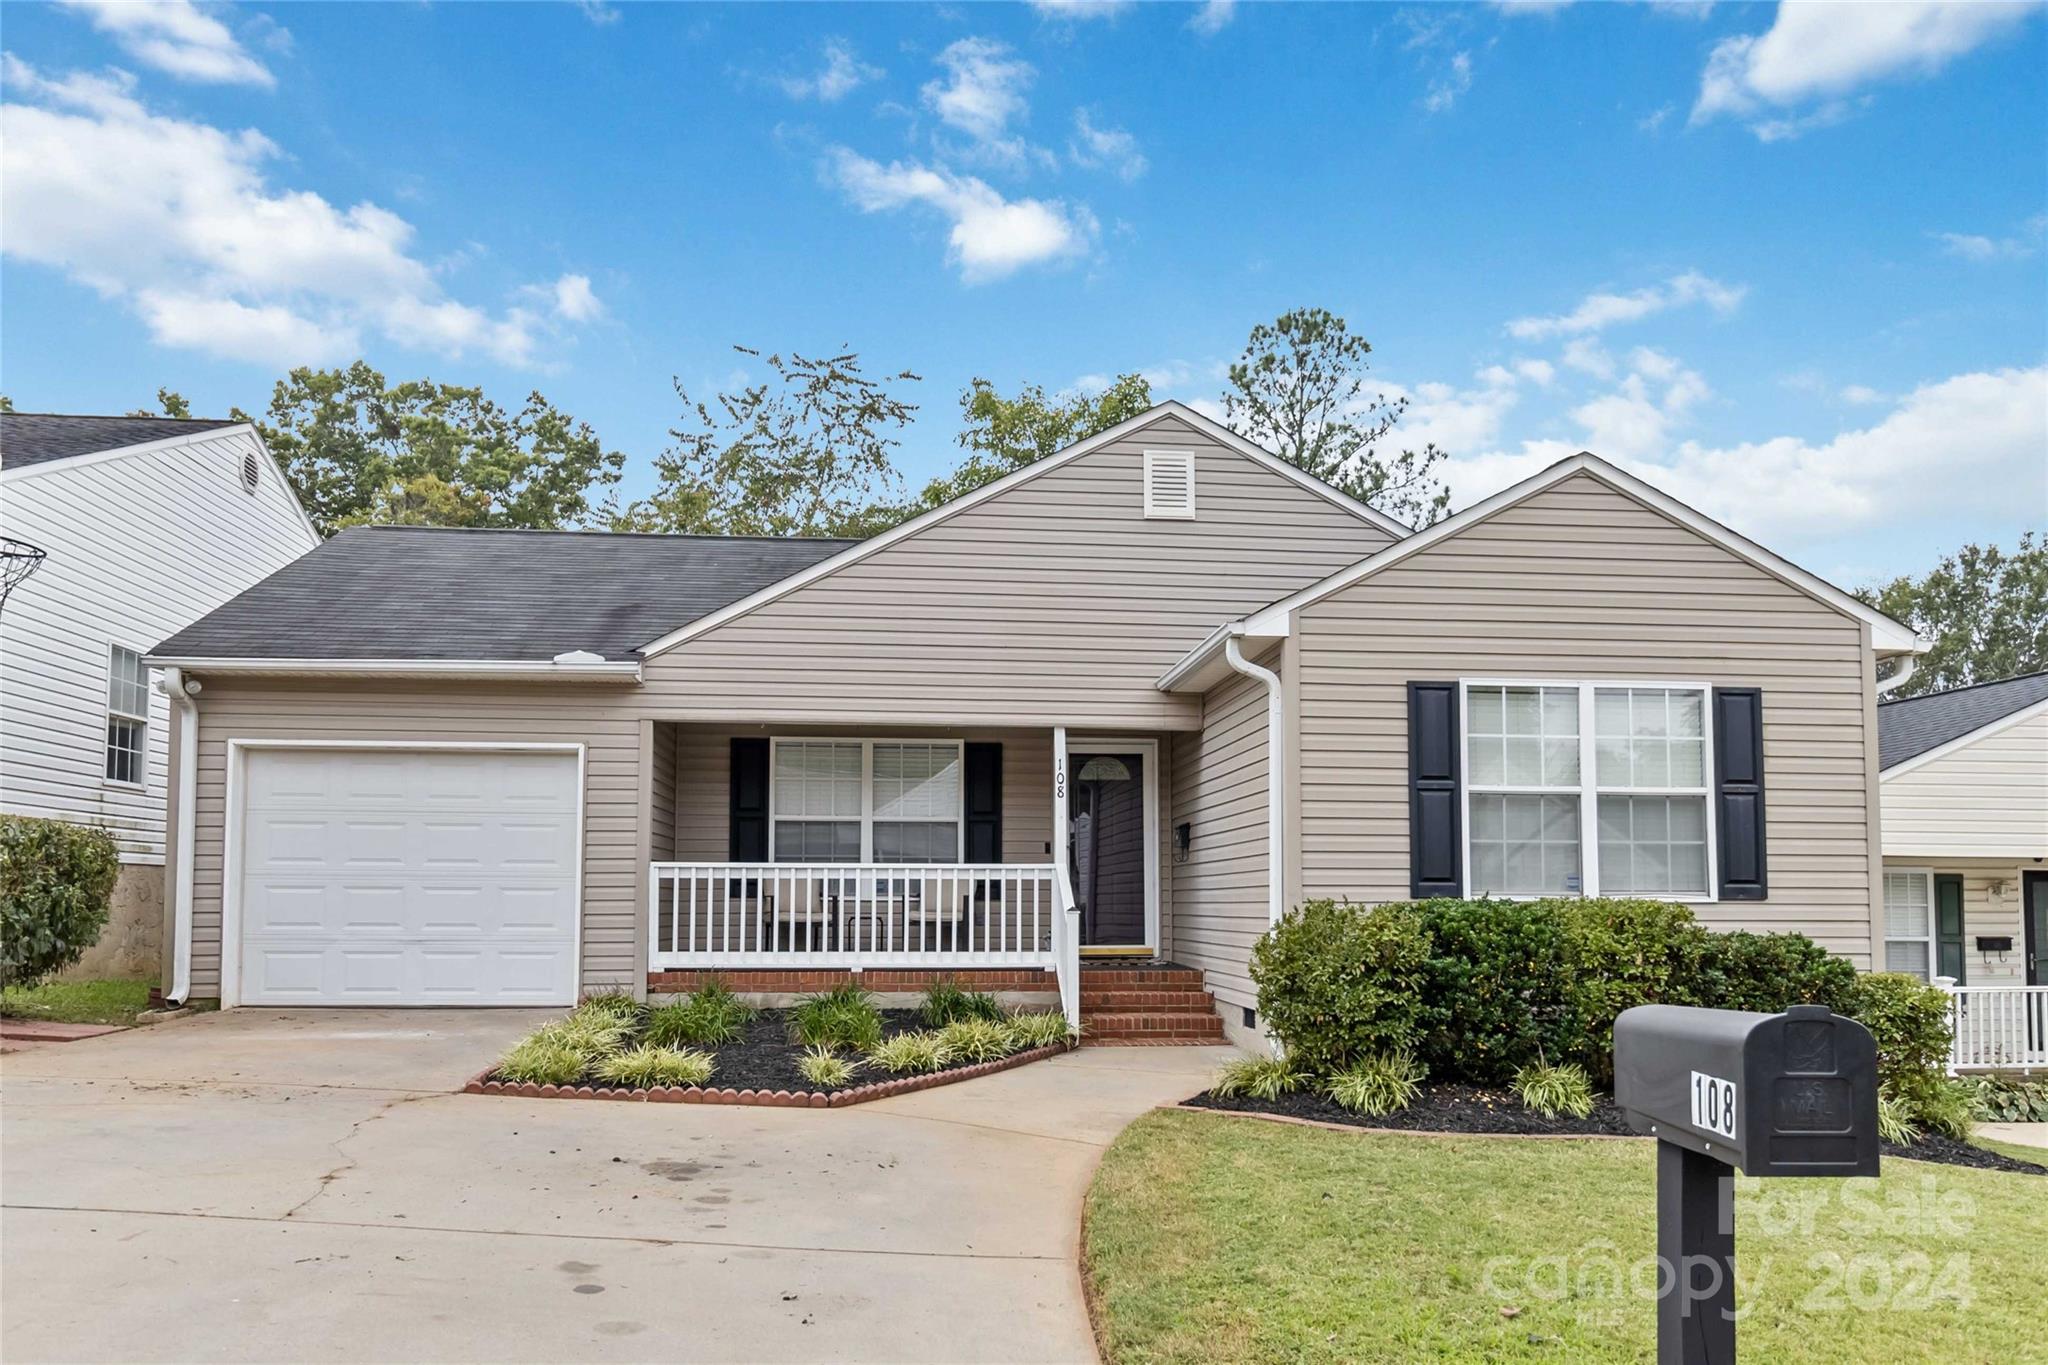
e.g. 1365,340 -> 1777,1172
643,723 -> 1203,1036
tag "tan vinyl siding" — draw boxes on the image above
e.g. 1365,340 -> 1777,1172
1295,472 -> 1880,965
640,416 -> 1394,730
1170,652 -> 1274,1010
649,722 -> 677,863
1881,709 -> 2048,860
1881,858 -> 2033,986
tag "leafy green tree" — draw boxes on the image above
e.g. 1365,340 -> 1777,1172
128,388 -> 191,418
1,395 -> 16,412
619,347 -> 919,538
237,362 -> 623,536
1857,533 -> 2047,696
1223,307 -> 1450,527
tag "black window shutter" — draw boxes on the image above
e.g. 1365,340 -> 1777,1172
1712,688 -> 1767,901
1935,874 -> 1966,983
1408,682 -> 1463,899
729,737 -> 769,862
964,743 -> 1003,864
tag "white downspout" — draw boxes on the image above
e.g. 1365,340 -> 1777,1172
1223,633 -> 1285,925
1875,654 -> 1917,697
158,667 -> 199,1005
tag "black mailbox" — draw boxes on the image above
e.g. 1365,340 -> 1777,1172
1614,1003 -> 1880,1365
1615,1002 -> 1880,1177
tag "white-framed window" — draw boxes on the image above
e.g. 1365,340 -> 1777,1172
104,644 -> 149,786
769,738 -> 964,864
1461,679 -> 1716,901
1882,869 -> 1934,980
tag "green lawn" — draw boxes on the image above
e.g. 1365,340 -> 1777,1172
1084,1108 -> 2048,1365
0,978 -> 153,1025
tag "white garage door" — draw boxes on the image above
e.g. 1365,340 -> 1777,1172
237,747 -> 581,1006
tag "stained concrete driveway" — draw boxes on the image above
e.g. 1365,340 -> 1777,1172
1,1009 -> 1232,1364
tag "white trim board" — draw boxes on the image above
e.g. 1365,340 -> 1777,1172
635,401 -> 1412,659
1231,453 -> 1924,655
144,657 -> 644,681
218,738 -> 588,1008
1878,694 -> 2048,782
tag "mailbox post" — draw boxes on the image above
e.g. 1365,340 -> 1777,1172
1614,1003 -> 1880,1365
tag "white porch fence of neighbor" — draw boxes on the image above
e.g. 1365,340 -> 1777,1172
649,861 -> 1083,1028
1934,978 -> 2048,1074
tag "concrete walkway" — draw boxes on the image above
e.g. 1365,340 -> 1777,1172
1977,1120 -> 2048,1150
1,1008 -> 1233,1364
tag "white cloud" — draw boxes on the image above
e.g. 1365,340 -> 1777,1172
922,37 -> 1046,167
824,147 -> 1095,282
1936,218 -> 2044,261
549,273 -> 603,322
1506,270 -> 1746,340
1029,0 -> 1134,20
1692,1 -> 2040,139
1638,104 -> 1674,133
0,58 -> 580,366
1490,1 -> 1575,15
1839,384 -> 1886,405
1423,51 -> 1473,113
1069,108 -> 1146,180
575,1 -> 621,25
1187,1 -> 1236,36
59,0 -> 278,87
777,38 -> 882,102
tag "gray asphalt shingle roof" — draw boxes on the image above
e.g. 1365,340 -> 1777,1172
1877,671 -> 2048,770
0,412 -> 242,471
149,525 -> 859,662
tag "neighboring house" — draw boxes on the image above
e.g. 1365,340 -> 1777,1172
1877,671 -> 2048,1071
145,402 -> 1921,1047
0,413 -> 320,976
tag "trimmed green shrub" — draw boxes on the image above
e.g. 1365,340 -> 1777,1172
593,1045 -> 714,1088
1003,1010 -> 1074,1050
788,982 -> 884,1050
1251,899 -> 1430,1075
1211,1055 -> 1301,1102
1555,898 -> 1708,1083
1513,1061 -> 1596,1119
1324,1050 -> 1427,1117
1915,1078 -> 1978,1140
645,980 -> 754,1047
921,977 -> 1003,1027
938,1017 -> 1014,1063
796,1045 -> 858,1088
498,1034 -> 589,1085
0,815 -> 121,990
1967,1075 -> 2048,1123
1848,972 -> 1959,1132
1410,898 -> 1575,1083
1695,931 -> 1859,1016
869,1030 -> 954,1074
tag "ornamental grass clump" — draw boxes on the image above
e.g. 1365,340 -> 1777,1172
539,1012 -> 630,1059
869,1030 -> 954,1074
938,1017 -> 1013,1064
789,982 -> 884,1050
646,979 -> 755,1047
1004,1010 -> 1074,1051
1512,1060 -> 1596,1119
498,1034 -> 591,1086
796,1045 -> 859,1088
575,990 -> 645,1025
921,977 -> 1004,1027
1211,1055 -> 1301,1102
592,1045 -> 714,1088
1325,1050 -> 1427,1117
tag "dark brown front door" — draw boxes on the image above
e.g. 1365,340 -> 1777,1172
1069,749 -> 1148,948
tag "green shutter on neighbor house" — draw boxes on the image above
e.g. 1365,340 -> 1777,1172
1935,874 -> 1966,984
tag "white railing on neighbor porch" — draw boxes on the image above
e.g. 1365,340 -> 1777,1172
649,862 -> 1061,971
1936,978 -> 2048,1073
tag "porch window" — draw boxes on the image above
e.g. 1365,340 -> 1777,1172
768,739 -> 964,864
1882,869 -> 1933,979
1463,680 -> 1715,900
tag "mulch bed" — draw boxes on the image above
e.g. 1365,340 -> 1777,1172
467,1006 -> 1069,1109
1186,1082 -> 2047,1175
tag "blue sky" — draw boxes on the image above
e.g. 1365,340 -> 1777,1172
3,0 -> 2043,585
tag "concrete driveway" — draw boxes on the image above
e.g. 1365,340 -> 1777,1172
1,1009 -> 1231,1364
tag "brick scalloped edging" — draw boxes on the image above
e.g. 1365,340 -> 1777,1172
1173,1102 -> 1649,1141
461,1041 -> 1074,1108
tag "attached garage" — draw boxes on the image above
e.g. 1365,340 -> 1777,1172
229,744 -> 582,1006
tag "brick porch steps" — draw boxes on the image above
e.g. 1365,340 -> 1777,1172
1079,966 -> 1225,1044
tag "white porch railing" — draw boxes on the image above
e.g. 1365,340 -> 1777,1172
1936,979 -> 2048,1073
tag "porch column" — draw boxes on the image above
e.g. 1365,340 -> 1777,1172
1052,725 -> 1070,894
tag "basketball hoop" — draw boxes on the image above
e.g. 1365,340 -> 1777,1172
0,537 -> 47,612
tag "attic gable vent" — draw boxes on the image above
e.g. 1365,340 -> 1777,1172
1143,449 -> 1196,519
240,449 -> 261,493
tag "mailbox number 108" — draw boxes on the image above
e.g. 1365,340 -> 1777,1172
1691,1071 -> 1738,1140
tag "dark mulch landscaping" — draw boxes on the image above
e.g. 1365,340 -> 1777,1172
1188,1082 -> 2048,1174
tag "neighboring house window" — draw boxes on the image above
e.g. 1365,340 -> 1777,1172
1882,869 -> 1934,980
1463,680 -> 1715,900
104,645 -> 149,786
769,739 -> 964,864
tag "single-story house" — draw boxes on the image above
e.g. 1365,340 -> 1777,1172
0,412 -> 320,976
1877,670 -> 2048,1070
146,402 -> 1923,1047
